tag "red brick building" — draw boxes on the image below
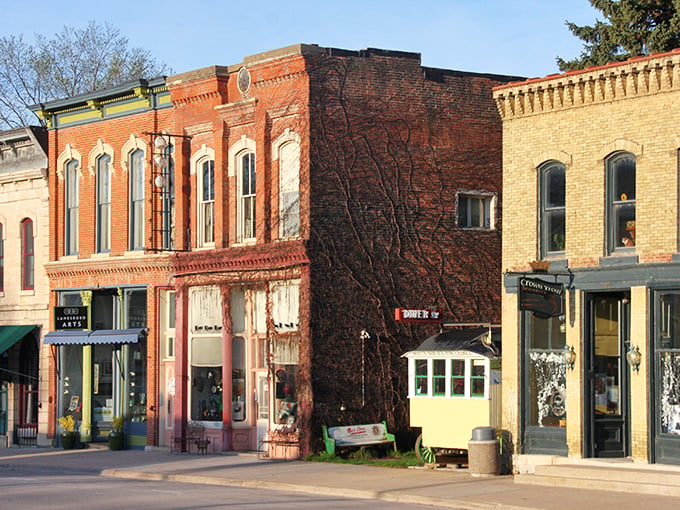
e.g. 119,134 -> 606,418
34,45 -> 520,454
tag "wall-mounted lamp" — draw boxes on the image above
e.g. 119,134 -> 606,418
626,344 -> 641,372
562,344 -> 576,370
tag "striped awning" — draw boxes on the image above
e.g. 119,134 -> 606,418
44,328 -> 145,345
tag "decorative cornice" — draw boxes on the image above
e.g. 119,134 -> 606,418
493,50 -> 680,120
253,71 -> 305,89
45,253 -> 174,280
174,242 -> 309,278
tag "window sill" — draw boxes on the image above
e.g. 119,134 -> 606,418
90,252 -> 110,260
599,253 -> 639,267
19,289 -> 35,297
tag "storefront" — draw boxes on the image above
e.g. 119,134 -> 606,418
171,280 -> 301,455
505,262 -> 680,465
44,287 -> 148,446
0,326 -> 40,446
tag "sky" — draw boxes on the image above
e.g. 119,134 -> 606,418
4,0 -> 601,80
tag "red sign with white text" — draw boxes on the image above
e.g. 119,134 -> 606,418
394,308 -> 442,323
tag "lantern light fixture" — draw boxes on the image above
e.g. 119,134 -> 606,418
626,344 -> 641,372
562,344 -> 576,370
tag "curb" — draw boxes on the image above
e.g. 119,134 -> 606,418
100,468 -> 540,510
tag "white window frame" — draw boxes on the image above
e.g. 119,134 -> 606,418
191,146 -> 216,248
407,354 -> 490,399
456,192 -> 496,230
273,130 -> 301,239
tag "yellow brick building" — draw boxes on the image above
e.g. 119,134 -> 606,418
494,49 -> 680,467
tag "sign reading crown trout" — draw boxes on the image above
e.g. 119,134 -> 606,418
518,277 -> 564,318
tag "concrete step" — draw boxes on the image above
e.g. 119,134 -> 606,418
515,463 -> 680,497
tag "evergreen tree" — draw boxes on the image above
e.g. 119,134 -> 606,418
0,21 -> 171,129
558,0 -> 680,71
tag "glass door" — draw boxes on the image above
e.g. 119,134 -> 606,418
92,344 -> 114,439
587,293 -> 630,457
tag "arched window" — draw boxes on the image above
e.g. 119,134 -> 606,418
607,152 -> 636,253
21,218 -> 34,290
198,159 -> 215,246
539,161 -> 566,257
129,149 -> 145,250
239,152 -> 256,241
96,154 -> 111,253
65,159 -> 79,255
278,141 -> 300,238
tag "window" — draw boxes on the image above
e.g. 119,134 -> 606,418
189,287 -> 223,422
433,359 -> 446,395
65,159 -> 79,255
161,144 -> 175,250
471,360 -> 485,397
607,152 -> 636,253
96,155 -> 111,253
539,161 -> 566,256
457,193 -> 495,229
451,359 -> 465,395
410,356 -> 488,399
129,149 -> 145,250
271,281 -> 299,332
0,223 -> 3,292
527,314 -> 567,428
278,141 -> 300,238
239,152 -> 256,241
198,159 -> 215,246
21,219 -> 34,290
415,359 -> 428,395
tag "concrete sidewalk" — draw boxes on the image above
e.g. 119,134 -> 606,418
0,447 -> 678,509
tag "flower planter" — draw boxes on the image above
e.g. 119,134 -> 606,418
108,431 -> 124,450
61,431 -> 78,450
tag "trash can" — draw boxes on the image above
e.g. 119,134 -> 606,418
468,426 -> 500,476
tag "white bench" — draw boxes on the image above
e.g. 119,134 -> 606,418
322,421 -> 396,455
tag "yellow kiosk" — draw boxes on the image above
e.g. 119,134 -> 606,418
403,325 -> 501,464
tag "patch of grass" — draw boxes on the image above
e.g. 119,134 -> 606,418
305,449 -> 420,468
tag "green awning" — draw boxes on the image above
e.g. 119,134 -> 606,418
0,325 -> 36,356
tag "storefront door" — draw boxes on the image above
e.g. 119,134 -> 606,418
586,293 -> 630,458
256,371 -> 269,451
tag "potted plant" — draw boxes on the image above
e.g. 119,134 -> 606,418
58,415 -> 78,449
108,416 -> 124,450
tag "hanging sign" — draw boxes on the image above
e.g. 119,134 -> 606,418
54,306 -> 89,330
394,308 -> 442,323
518,277 -> 564,317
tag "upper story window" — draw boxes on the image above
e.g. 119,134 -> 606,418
239,152 -> 256,242
199,159 -> 215,246
96,154 -> 111,253
0,223 -> 4,292
161,145 -> 175,250
129,149 -> 145,251
539,161 -> 566,257
274,133 -> 301,239
65,158 -> 79,256
457,192 -> 495,230
21,218 -> 34,290
607,152 -> 636,254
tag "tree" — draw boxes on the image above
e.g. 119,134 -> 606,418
0,21 -> 171,129
558,0 -> 680,71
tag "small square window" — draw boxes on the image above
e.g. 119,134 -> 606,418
457,193 -> 494,230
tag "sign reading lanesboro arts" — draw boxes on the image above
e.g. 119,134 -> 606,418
394,308 -> 442,324
54,306 -> 89,330
519,278 -> 564,317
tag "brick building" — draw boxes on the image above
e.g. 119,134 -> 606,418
34,44 -> 519,454
494,49 -> 680,467
0,127 -> 49,447
34,79 -> 174,447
